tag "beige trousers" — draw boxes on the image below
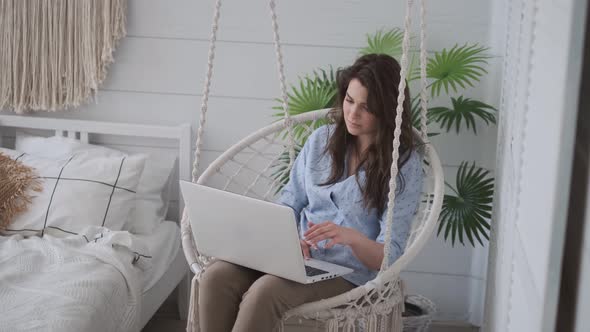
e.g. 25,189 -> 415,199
198,260 -> 355,332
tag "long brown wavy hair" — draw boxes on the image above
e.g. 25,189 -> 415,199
322,54 -> 415,215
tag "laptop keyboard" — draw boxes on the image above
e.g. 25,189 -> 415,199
305,265 -> 329,277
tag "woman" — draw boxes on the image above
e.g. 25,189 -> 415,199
198,54 -> 424,332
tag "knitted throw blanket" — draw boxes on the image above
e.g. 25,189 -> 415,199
0,0 -> 127,113
0,153 -> 42,229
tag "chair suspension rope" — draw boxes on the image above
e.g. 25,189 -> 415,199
180,0 -> 222,278
380,0 -> 414,273
419,0 -> 429,142
268,0 -> 296,168
192,0 -> 222,181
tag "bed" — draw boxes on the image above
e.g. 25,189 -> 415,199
0,115 -> 191,331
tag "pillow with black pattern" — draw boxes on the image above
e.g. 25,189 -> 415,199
0,148 -> 146,237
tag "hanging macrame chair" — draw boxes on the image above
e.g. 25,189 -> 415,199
181,0 -> 444,331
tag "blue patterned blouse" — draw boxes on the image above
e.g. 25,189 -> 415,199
276,125 -> 424,285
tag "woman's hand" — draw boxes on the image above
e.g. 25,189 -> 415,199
305,220 -> 385,270
300,239 -> 311,260
304,221 -> 362,249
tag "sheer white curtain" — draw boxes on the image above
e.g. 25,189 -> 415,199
484,0 -> 587,331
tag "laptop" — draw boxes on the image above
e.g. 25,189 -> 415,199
180,181 -> 353,284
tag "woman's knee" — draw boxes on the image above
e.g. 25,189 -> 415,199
199,260 -> 242,289
241,275 -> 291,306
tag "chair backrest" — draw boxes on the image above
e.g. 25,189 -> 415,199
197,109 -> 331,199
197,108 -> 444,275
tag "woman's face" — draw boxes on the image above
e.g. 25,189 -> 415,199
343,78 -> 378,141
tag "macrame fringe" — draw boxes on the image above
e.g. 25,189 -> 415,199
367,313 -> 378,331
186,274 -> 200,332
390,300 -> 404,332
318,300 -> 404,332
0,0 -> 127,113
326,319 -> 339,332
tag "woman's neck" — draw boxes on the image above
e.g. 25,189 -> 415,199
347,138 -> 370,177
355,135 -> 372,155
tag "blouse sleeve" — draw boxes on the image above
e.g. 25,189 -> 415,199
275,138 -> 310,225
376,153 -> 423,266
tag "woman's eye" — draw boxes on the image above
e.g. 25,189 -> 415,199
345,98 -> 353,103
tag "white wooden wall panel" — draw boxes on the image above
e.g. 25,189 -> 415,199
127,0 -> 494,54
21,91 -> 276,152
405,232 -> 474,276
468,278 -> 487,325
401,271 -> 475,321
104,38 -> 359,99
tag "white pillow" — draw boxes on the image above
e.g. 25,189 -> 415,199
0,148 -> 146,237
15,133 -> 177,234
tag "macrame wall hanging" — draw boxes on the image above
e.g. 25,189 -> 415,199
0,0 -> 127,113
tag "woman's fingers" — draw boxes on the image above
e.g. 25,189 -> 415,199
303,222 -> 318,237
305,226 -> 331,242
304,220 -> 331,233
306,229 -> 337,245
304,221 -> 333,238
305,239 -> 319,250
300,240 -> 311,259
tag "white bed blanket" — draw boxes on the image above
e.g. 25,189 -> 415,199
0,227 -> 151,332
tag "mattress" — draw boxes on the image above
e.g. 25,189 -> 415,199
137,221 -> 188,328
137,221 -> 182,292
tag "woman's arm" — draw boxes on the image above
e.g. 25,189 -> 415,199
303,221 -> 384,271
347,231 -> 384,271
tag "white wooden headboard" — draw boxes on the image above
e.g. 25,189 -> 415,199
0,115 -> 192,221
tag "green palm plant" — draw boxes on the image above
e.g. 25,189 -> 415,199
439,162 -> 493,246
426,44 -> 489,97
360,28 -> 421,81
354,29 -> 496,247
360,29 -> 404,60
428,96 -> 496,134
271,29 -> 497,247
270,144 -> 303,195
272,68 -> 336,144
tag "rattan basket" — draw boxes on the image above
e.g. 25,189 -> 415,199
402,294 -> 436,332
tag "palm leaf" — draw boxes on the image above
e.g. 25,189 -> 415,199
428,96 -> 497,134
407,53 -> 422,82
272,68 -> 337,144
269,144 -> 303,194
361,29 -> 424,83
437,162 -> 494,246
360,28 -> 405,59
427,44 -> 489,97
